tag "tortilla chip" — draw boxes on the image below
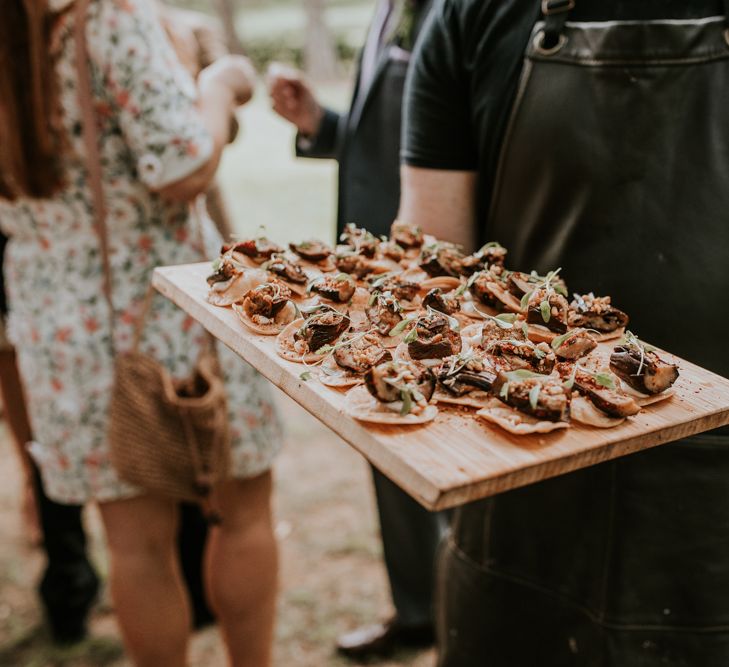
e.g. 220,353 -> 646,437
592,327 -> 625,343
232,301 -> 296,336
206,269 -> 269,307
618,382 -> 676,407
434,389 -> 492,409
421,276 -> 462,291
344,386 -> 438,425
476,398 -> 569,435
318,357 -> 364,388
526,324 -> 558,344
570,395 -> 626,429
276,318 -> 327,363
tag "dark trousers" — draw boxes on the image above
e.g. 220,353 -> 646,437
371,466 -> 449,627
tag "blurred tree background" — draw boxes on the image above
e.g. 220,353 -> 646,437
169,0 -> 371,78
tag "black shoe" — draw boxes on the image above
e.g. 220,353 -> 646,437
336,617 -> 434,660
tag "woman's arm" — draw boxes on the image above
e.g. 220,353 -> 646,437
157,55 -> 254,202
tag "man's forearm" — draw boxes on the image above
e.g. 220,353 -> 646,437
398,165 -> 478,251
295,108 -> 344,161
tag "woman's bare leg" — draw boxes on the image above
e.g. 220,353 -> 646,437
206,472 -> 278,667
99,495 -> 189,667
0,347 -> 41,544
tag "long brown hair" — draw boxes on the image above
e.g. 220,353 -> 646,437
0,0 -> 64,200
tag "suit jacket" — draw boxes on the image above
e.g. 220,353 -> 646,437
296,1 -> 433,239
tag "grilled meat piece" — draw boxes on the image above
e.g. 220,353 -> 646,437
289,240 -> 333,262
556,363 -> 641,418
340,223 -> 378,257
419,243 -> 464,277
458,243 -> 508,276
610,344 -> 679,395
365,360 -> 435,404
493,372 -> 570,422
408,312 -> 462,360
569,293 -> 629,333
486,337 -> 555,374
335,250 -> 371,278
265,254 -> 307,284
436,354 -> 499,396
422,287 -> 461,315
207,258 -> 237,285
242,281 -> 292,320
552,328 -> 598,361
366,293 -> 403,336
479,317 -> 527,346
470,269 -> 516,311
526,288 -> 569,333
333,332 -> 392,374
380,240 -> 405,262
295,308 -> 350,352
225,237 -> 283,263
369,276 -> 420,304
390,221 -> 424,249
310,274 -> 356,303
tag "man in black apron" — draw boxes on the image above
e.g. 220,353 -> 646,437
399,1 -> 729,665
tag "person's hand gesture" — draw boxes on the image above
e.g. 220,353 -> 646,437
267,63 -> 324,137
199,55 -> 257,107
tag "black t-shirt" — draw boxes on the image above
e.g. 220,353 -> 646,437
0,231 -> 7,317
402,0 -> 724,226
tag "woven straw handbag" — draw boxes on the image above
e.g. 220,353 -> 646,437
73,0 -> 231,511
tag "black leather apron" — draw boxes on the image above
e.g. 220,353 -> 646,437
439,7 -> 729,667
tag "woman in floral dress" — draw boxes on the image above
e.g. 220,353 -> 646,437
0,1 -> 282,665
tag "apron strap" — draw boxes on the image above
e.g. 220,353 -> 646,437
541,0 -> 575,51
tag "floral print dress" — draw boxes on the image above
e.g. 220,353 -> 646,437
0,0 -> 282,504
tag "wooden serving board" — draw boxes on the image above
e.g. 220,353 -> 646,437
153,262 -> 729,511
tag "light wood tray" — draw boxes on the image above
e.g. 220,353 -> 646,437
153,263 -> 729,511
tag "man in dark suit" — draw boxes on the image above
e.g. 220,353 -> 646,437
268,0 -> 444,659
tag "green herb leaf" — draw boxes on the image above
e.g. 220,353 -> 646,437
529,384 -> 541,410
521,321 -> 529,339
551,330 -> 578,350
403,327 -> 420,344
400,389 -> 413,416
595,373 -> 616,390
540,299 -> 551,323
479,241 -> 503,251
504,369 -> 549,382
299,371 -> 313,382
368,293 -> 377,307
520,290 -> 532,311
211,257 -> 222,272
388,316 -> 414,337
499,382 -> 510,399
315,344 -> 333,355
496,313 -> 517,323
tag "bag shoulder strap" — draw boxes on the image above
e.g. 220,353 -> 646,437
74,0 -> 113,315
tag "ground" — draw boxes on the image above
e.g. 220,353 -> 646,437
0,85 -> 437,666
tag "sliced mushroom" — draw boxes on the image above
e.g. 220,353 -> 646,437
265,254 -> 307,284
340,223 -> 378,257
366,292 -> 403,336
242,281 -> 292,320
310,274 -> 356,303
333,332 -> 392,374
485,337 -> 555,374
408,312 -> 462,360
289,240 -> 333,262
436,354 -> 499,396
422,287 -> 461,315
493,372 -> 570,422
294,307 -> 350,353
526,288 -> 569,333
365,360 -> 435,404
390,221 -> 424,249
551,328 -> 598,361
418,243 -> 464,278
609,344 -> 679,395
557,363 -> 641,418
569,293 -> 629,333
